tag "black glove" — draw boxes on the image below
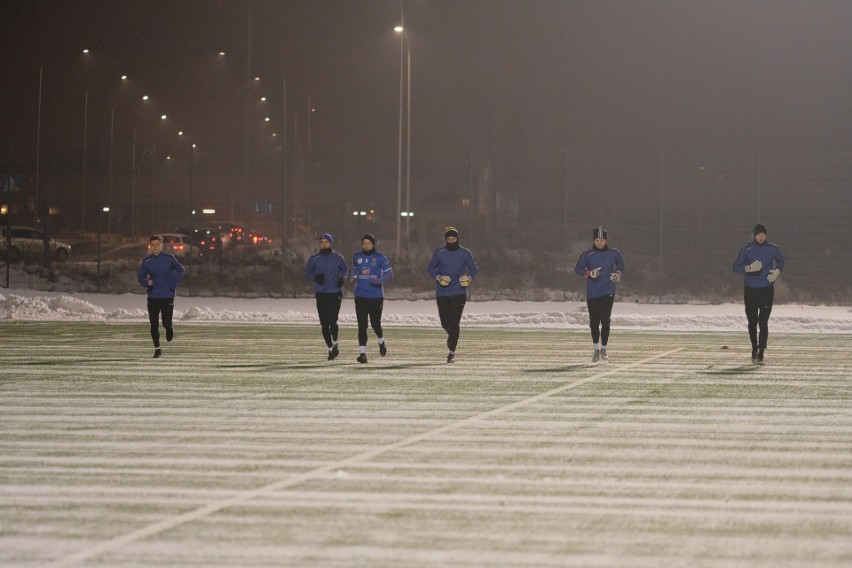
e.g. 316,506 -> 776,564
336,277 -> 345,288
314,273 -> 325,285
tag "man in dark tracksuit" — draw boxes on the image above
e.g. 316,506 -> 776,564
351,234 -> 393,363
427,226 -> 478,363
305,232 -> 349,360
732,224 -> 785,365
138,234 -> 186,358
574,226 -> 624,364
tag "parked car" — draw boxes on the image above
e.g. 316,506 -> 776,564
150,233 -> 195,258
0,225 -> 72,262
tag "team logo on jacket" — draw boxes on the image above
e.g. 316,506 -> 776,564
360,267 -> 371,275
357,258 -> 363,264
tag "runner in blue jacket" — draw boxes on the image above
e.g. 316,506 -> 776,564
574,226 -> 624,364
304,233 -> 349,360
138,235 -> 186,358
732,223 -> 785,365
427,226 -> 478,363
351,234 -> 393,363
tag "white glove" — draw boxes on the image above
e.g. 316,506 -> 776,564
744,260 -> 763,273
609,271 -> 622,282
585,267 -> 602,279
459,274 -> 471,287
436,275 -> 451,287
767,269 -> 781,283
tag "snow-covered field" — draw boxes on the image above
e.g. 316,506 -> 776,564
1,292 -> 851,566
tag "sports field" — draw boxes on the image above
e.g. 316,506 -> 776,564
1,323 -> 851,567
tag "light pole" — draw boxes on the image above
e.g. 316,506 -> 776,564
395,17 -> 404,259
81,87 -> 89,232
97,207 -> 108,292
188,141 -> 196,297
394,4 -> 412,258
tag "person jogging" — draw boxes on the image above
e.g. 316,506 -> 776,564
732,223 -> 785,365
305,232 -> 349,360
138,234 -> 186,358
574,226 -> 624,364
351,234 -> 393,363
427,226 -> 478,363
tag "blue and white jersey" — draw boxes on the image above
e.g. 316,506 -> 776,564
732,240 -> 785,289
352,250 -> 393,299
138,253 -> 185,299
574,246 -> 624,300
427,245 -> 478,297
305,249 -> 348,293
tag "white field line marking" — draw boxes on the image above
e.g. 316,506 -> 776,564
40,348 -> 682,568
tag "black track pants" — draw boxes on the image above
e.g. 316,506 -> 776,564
315,292 -> 343,347
436,294 -> 467,352
355,297 -> 384,346
586,294 -> 615,346
744,286 -> 774,350
147,297 -> 174,348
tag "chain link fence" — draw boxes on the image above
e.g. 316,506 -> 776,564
3,150 -> 851,304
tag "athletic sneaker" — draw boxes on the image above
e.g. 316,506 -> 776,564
153,348 -> 162,359
591,350 -> 600,363
166,327 -> 174,342
357,353 -> 368,364
328,345 -> 339,361
756,349 -> 765,365
447,352 -> 455,364
600,348 -> 608,361
751,348 -> 759,364
379,342 -> 387,357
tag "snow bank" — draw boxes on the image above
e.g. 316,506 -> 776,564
1,290 -> 850,332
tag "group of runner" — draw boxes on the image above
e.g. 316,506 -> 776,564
138,223 -> 784,366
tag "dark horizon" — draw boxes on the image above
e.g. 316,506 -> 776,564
3,0 -> 851,173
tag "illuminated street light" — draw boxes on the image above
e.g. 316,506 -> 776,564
121,75 -> 127,80
142,95 -> 149,101
160,114 -> 167,120
260,96 -> 267,102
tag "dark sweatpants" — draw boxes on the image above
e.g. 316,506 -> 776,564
586,294 -> 615,346
437,293 -> 467,352
147,297 -> 174,348
355,297 -> 384,346
744,285 -> 774,350
315,292 -> 343,348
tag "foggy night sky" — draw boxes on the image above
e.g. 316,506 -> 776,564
2,0 -> 851,178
